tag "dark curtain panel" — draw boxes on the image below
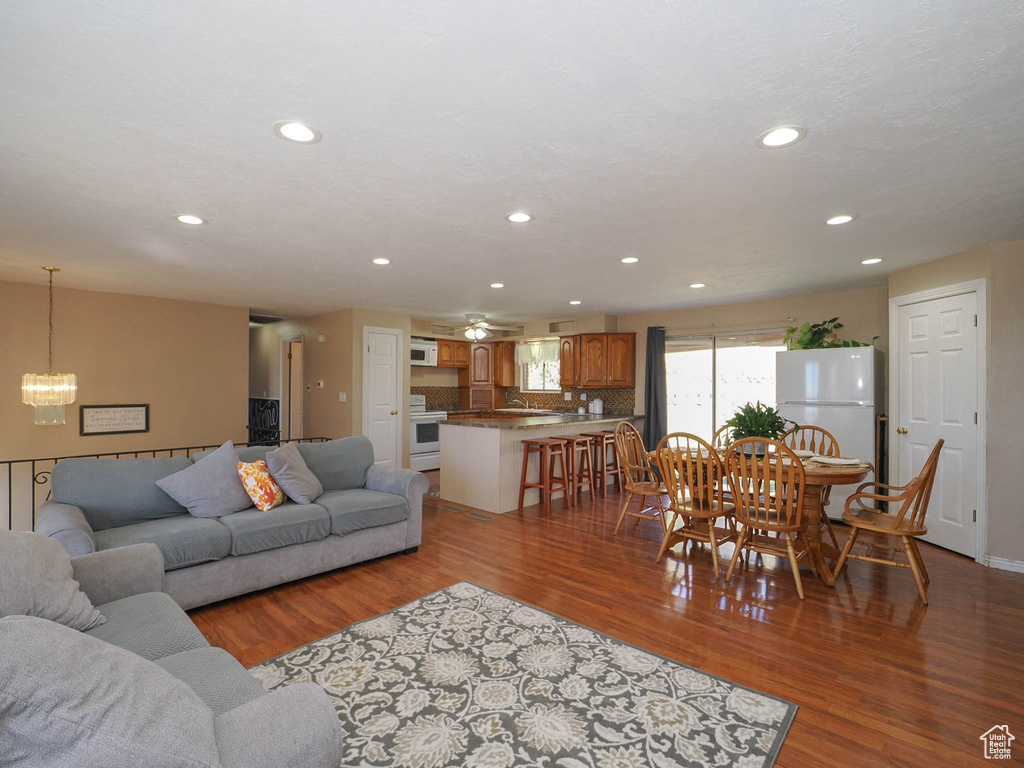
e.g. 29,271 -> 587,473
643,326 -> 667,449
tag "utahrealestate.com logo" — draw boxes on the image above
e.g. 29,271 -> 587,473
980,725 -> 1015,760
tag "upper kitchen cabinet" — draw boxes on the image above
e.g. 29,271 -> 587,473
469,343 -> 493,386
567,332 -> 635,388
559,336 -> 577,388
437,339 -> 470,368
606,333 -> 635,387
494,341 -> 516,387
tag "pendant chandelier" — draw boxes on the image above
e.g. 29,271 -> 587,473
22,266 -> 77,425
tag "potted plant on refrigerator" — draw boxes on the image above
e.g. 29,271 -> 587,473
725,402 -> 798,457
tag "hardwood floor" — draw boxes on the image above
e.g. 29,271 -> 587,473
190,471 -> 1024,767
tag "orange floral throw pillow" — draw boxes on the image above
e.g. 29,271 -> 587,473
237,460 -> 285,511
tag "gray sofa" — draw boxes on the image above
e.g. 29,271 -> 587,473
36,437 -> 429,610
0,542 -> 341,768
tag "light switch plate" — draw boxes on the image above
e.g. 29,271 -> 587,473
338,392 -> 347,402
317,380 -> 324,389
564,391 -> 572,401
581,393 -> 587,401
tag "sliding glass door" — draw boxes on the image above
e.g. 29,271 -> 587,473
666,331 -> 787,440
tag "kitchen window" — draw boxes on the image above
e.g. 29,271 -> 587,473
519,340 -> 561,392
665,330 -> 787,441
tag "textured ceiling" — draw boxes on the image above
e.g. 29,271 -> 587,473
1,1 -> 1023,324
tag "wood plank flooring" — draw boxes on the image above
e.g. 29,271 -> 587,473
190,472 -> 1024,767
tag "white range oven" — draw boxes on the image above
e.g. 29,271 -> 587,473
409,394 -> 447,471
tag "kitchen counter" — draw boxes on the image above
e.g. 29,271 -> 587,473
439,413 -> 643,514
439,413 -> 634,430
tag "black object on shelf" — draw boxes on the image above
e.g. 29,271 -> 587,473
248,398 -> 281,445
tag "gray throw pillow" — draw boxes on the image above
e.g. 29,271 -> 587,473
156,440 -> 253,518
0,530 -> 106,631
266,442 -> 324,504
0,615 -> 220,768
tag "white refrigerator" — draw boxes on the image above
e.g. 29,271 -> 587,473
775,348 -> 883,519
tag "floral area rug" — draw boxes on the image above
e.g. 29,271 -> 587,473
249,582 -> 796,768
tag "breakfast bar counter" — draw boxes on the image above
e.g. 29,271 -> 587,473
439,412 -> 641,514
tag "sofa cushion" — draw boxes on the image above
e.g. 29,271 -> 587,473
266,441 -> 324,504
95,514 -> 232,570
218,502 -> 330,556
193,445 -> 272,463
0,530 -> 106,631
157,441 -> 253,519
85,591 -> 210,661
0,615 -> 219,768
297,436 -> 375,492
315,489 -> 410,536
156,648 -> 268,715
52,456 -> 191,531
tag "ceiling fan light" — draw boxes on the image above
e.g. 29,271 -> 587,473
464,329 -> 476,339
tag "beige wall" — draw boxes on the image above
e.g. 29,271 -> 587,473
889,239 -> 1023,563
410,366 -> 460,387
618,284 -> 890,412
249,307 -> 412,467
0,281 -> 248,461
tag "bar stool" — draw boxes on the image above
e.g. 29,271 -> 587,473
518,438 -> 571,515
581,431 -> 623,498
560,435 -> 595,505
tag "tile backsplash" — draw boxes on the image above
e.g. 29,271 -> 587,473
412,384 -> 635,414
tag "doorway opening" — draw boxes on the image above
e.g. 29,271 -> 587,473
281,338 -> 303,440
666,331 -> 787,440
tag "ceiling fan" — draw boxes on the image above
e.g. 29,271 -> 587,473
455,313 -> 519,340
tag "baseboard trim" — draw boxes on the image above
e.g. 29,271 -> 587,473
986,556 -> 1024,574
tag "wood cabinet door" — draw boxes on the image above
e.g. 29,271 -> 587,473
579,334 -> 607,387
453,341 -> 470,367
559,336 -> 577,387
470,344 -> 492,386
437,339 -> 454,366
606,333 -> 635,387
469,387 -> 493,409
495,342 -> 516,387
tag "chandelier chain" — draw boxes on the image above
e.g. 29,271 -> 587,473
44,266 -> 58,375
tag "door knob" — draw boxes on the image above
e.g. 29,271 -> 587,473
391,410 -> 398,415
897,427 -> 908,434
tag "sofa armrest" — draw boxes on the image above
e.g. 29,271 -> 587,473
70,544 -> 164,606
215,682 -> 342,768
365,465 -> 429,549
35,501 -> 96,557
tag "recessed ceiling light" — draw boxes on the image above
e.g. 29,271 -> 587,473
826,214 -> 856,225
569,300 -> 582,305
621,257 -> 639,264
690,283 -> 706,289
507,212 -> 532,223
176,215 -> 204,225
756,125 -> 807,149
273,121 -> 322,144
372,258 -> 390,265
861,258 -> 882,265
490,283 -> 505,288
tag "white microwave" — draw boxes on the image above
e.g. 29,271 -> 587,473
411,339 -> 438,366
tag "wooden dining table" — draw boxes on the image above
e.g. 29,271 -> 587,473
651,447 -> 871,586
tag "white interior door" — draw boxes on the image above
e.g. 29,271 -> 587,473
363,327 -> 402,467
894,291 -> 979,556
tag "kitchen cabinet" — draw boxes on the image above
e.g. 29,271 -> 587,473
559,336 -> 577,388
606,333 -> 636,387
437,339 -> 470,368
469,343 -> 492,386
494,341 -> 516,387
563,333 -> 635,388
458,342 -> 506,409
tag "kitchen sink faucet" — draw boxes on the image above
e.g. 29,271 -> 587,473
507,396 -> 530,409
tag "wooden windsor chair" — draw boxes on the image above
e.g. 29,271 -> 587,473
782,425 -> 841,548
725,437 -> 814,599
654,432 -> 737,576
833,439 -> 943,604
612,422 -> 667,534
713,425 -> 735,450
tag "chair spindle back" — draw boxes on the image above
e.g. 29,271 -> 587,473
655,432 -> 724,513
782,425 -> 839,457
726,438 -> 806,531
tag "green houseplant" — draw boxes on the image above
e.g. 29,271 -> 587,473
725,402 -> 798,456
784,317 -> 878,350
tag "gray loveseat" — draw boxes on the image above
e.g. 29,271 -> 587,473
0,542 -> 341,767
36,437 -> 429,610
